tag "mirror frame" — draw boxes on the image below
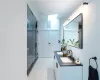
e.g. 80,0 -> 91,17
64,13 -> 83,49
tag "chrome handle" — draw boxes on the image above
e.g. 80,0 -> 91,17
54,55 -> 55,59
56,63 -> 58,68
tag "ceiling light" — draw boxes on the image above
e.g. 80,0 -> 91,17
83,2 -> 88,5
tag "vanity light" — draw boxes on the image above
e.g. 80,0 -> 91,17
83,2 -> 88,12
83,2 -> 88,5
62,2 -> 88,27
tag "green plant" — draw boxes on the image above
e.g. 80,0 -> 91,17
69,39 -> 75,44
68,39 -> 79,47
75,41 -> 79,47
61,39 -> 67,50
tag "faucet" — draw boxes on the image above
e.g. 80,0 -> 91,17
67,50 -> 73,57
67,50 -> 75,61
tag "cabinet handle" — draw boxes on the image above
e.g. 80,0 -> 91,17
54,55 -> 55,59
56,63 -> 58,68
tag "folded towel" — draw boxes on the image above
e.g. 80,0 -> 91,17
88,65 -> 99,80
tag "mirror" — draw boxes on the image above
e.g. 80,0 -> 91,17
63,13 -> 83,49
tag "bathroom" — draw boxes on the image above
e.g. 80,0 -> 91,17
0,0 -> 100,80
27,0 -> 100,80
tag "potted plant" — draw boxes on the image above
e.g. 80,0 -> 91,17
61,39 -> 67,51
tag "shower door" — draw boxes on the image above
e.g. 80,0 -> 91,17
27,5 -> 38,72
27,29 -> 36,69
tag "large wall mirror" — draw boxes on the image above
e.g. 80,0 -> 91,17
63,13 -> 83,49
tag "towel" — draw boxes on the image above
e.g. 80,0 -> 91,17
88,65 -> 99,80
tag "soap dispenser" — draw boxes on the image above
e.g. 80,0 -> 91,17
75,58 -> 80,64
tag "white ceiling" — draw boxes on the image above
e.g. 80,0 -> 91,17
28,0 -> 84,20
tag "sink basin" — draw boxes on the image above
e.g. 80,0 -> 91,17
57,52 -> 63,55
60,57 -> 72,63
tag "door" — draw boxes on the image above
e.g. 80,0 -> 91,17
48,30 -> 60,57
27,30 -> 35,69
38,30 -> 48,57
38,30 -> 60,58
27,5 -> 37,70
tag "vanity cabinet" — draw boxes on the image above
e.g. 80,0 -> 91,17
53,55 -> 60,80
53,53 -> 83,80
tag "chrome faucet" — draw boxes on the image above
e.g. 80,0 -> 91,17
67,50 -> 73,56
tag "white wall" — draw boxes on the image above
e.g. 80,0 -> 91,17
61,0 -> 100,80
0,0 -> 27,80
37,16 -> 60,30
37,16 -> 48,30
37,16 -> 61,57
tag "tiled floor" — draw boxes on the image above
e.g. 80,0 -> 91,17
27,58 -> 55,80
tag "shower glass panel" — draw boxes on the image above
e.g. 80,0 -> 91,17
27,5 -> 38,72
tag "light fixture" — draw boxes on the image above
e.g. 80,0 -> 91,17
62,2 -> 88,27
83,2 -> 88,5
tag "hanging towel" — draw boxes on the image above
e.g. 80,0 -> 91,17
88,65 -> 99,80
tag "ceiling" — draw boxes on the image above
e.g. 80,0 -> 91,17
28,0 -> 84,21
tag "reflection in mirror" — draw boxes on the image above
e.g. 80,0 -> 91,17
63,13 -> 83,49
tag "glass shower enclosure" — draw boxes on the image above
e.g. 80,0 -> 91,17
27,5 -> 38,75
